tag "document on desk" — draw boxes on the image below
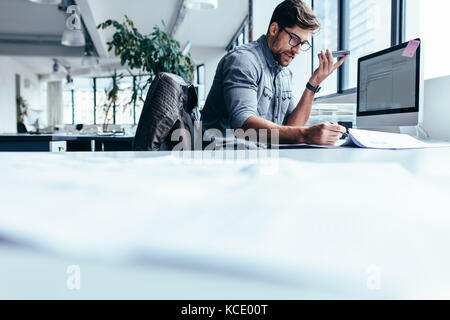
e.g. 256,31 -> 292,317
342,129 -> 450,149
1,154 -> 450,298
276,129 -> 450,150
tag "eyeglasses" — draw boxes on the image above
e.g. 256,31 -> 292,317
280,27 -> 311,52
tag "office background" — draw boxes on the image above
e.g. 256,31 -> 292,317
1,0 -> 449,139
1,1 -> 450,300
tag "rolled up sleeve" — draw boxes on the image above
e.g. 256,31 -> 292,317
222,52 -> 260,130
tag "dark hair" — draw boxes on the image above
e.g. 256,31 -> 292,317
269,0 -> 320,33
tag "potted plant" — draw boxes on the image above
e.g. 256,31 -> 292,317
97,16 -> 195,107
16,96 -> 29,133
99,71 -> 127,133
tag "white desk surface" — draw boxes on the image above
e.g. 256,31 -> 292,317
1,148 -> 450,300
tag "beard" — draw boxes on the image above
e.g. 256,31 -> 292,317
273,51 -> 284,66
270,33 -> 293,67
273,50 -> 293,67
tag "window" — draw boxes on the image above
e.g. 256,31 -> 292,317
312,0 -> 339,95
63,89 -> 73,125
405,0 -> 450,79
312,0 -> 399,96
95,77 -> 113,126
347,0 -> 391,88
196,64 -> 206,108
73,78 -> 94,124
115,77 -> 134,125
227,17 -> 251,51
134,75 -> 151,123
63,74 -> 151,126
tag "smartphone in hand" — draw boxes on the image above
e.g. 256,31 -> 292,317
317,50 -> 350,58
332,50 -> 350,58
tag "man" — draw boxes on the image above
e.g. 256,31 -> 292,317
201,0 -> 348,145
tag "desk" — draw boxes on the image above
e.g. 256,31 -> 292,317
68,135 -> 135,152
0,134 -> 75,152
0,134 -> 135,152
1,148 -> 450,299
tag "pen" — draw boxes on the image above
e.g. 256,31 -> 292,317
330,122 -> 349,139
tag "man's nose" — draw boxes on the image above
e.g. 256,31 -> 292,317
292,45 -> 301,55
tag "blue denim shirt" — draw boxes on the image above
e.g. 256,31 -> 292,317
201,35 -> 296,134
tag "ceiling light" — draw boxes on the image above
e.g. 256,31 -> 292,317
28,0 -> 62,4
52,59 -> 59,73
185,0 -> 218,10
62,29 -> 86,47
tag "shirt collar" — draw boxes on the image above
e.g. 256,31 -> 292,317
257,35 -> 283,72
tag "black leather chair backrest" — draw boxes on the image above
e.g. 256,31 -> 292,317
133,72 -> 198,151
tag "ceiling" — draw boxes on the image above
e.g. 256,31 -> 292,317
0,0 -> 65,35
0,0 -> 86,57
87,0 -> 248,48
0,0 -> 248,77
87,0 -> 180,49
175,0 -> 248,47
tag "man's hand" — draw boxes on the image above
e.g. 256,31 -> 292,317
242,117 -> 346,146
309,49 -> 349,87
303,122 -> 346,145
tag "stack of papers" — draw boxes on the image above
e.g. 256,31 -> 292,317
277,129 -> 450,150
342,129 -> 449,149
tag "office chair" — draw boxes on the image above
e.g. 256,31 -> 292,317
133,73 -> 199,151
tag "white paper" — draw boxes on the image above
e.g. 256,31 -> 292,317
275,129 -> 450,149
345,128 -> 450,149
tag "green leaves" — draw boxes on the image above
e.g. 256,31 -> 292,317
97,16 -> 194,84
16,96 -> 29,124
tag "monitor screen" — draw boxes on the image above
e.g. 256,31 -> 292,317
357,40 -> 420,117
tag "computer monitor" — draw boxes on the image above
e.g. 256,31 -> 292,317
357,39 -> 423,130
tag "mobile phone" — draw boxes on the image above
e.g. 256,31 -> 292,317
332,50 -> 350,57
317,50 -> 350,58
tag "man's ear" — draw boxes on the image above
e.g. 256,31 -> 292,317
268,22 -> 279,37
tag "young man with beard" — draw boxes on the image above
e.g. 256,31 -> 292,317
201,0 -> 348,145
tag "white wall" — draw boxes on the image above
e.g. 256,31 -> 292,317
0,57 -> 18,133
405,0 -> 450,80
190,46 -> 226,97
0,56 -> 41,133
423,75 -> 450,141
252,0 -> 313,102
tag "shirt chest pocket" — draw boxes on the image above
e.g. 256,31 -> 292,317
257,86 -> 273,118
281,90 -> 293,112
